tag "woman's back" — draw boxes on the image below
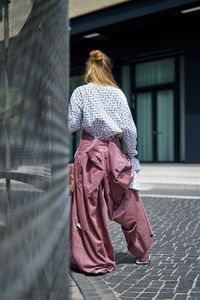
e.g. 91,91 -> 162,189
68,82 -> 129,140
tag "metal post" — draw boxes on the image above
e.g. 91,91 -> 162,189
3,0 -> 11,225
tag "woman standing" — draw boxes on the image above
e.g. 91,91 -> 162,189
68,50 -> 153,274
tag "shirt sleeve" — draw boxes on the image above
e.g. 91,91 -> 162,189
120,93 -> 140,174
68,88 -> 83,133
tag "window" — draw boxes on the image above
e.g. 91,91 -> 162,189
135,58 -> 175,87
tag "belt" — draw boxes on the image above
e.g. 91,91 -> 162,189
82,131 -> 122,144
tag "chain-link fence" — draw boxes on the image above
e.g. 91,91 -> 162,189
0,0 -> 69,299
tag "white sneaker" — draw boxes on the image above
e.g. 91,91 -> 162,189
135,255 -> 151,265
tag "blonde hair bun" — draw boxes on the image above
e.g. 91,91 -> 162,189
85,49 -> 118,87
89,50 -> 104,62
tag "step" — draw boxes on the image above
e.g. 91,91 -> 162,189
138,164 -> 200,190
139,164 -> 200,179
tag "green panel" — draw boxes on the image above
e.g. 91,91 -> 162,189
157,90 -> 174,161
136,58 -> 175,87
179,55 -> 185,162
121,65 -> 131,106
70,74 -> 83,95
136,93 -> 153,161
75,130 -> 82,147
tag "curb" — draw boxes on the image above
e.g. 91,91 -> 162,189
69,274 -> 85,300
71,271 -> 119,300
140,182 -> 200,191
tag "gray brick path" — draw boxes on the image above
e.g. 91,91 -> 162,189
71,197 -> 200,299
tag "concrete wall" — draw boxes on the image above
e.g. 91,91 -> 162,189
69,0 -> 130,18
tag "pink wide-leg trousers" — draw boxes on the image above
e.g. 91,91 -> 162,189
70,134 -> 153,274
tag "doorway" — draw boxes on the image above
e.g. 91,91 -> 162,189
136,89 -> 174,161
133,57 -> 179,162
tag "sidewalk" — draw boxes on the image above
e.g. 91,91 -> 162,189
138,163 -> 200,192
70,164 -> 200,300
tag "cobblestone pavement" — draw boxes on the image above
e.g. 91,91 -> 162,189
71,196 -> 200,300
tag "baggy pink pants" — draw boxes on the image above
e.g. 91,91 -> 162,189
70,134 -> 153,274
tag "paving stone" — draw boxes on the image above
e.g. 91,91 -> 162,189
106,275 -> 128,284
143,287 -> 161,293
176,288 -> 193,293
159,288 -> 175,294
137,298 -> 159,300
191,287 -> 200,292
114,284 -> 138,293
139,292 -> 158,298
173,294 -> 188,300
190,292 -> 200,296
120,297 -> 138,299
155,292 -> 175,299
163,281 -> 178,287
120,291 -> 141,298
150,281 -> 164,287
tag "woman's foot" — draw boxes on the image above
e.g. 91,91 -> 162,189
135,251 -> 151,265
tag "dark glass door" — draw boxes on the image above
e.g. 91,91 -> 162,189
136,89 -> 174,162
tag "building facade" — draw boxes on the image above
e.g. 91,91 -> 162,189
69,0 -> 200,164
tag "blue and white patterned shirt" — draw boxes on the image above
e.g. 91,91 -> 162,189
68,83 -> 140,190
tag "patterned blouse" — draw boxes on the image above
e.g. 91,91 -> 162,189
68,83 -> 140,190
